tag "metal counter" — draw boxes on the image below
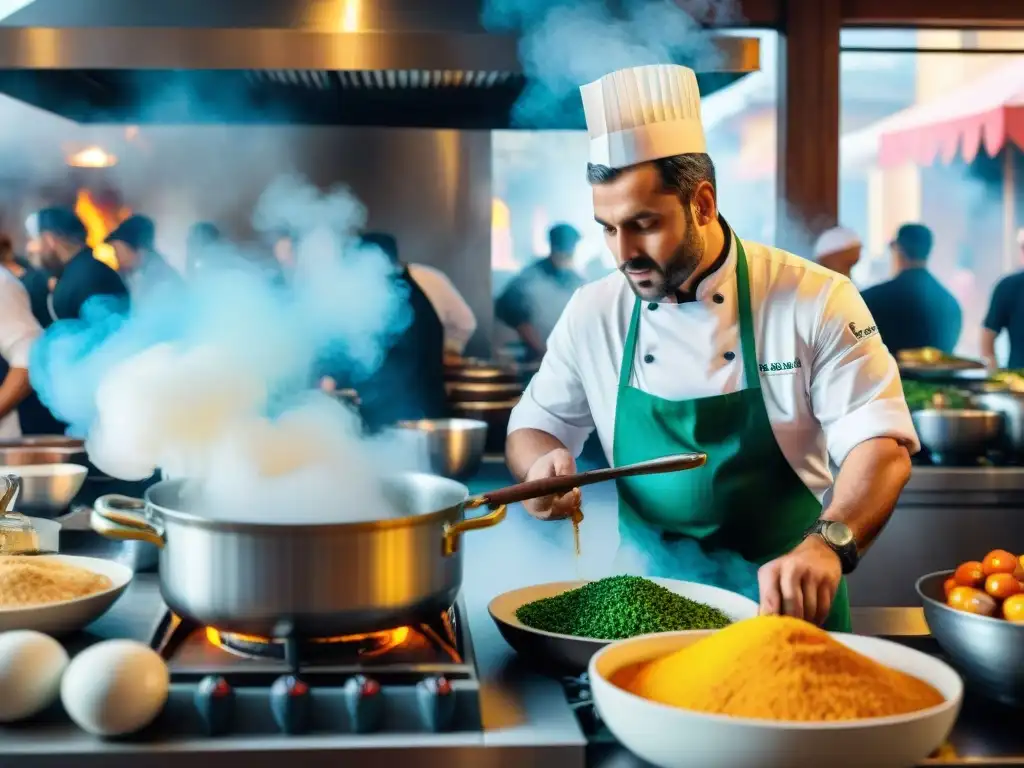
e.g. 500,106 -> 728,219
847,467 -> 1024,608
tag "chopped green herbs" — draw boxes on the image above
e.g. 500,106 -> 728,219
515,575 -> 732,640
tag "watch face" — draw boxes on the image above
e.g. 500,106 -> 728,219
823,521 -> 854,548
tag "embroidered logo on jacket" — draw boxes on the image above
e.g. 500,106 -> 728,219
758,358 -> 802,375
848,321 -> 878,340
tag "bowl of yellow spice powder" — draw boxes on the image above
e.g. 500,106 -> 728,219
589,615 -> 962,768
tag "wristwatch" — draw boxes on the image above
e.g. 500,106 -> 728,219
804,520 -> 859,574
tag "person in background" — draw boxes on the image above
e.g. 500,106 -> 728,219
318,233 -> 448,432
0,269 -> 43,438
185,222 -> 223,278
496,223 -> 584,361
860,223 -> 961,355
407,262 -> 477,362
812,226 -> 862,279
26,207 -> 127,321
981,228 -> 1024,370
106,214 -> 184,300
0,233 -> 51,328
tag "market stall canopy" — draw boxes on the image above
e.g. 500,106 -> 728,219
876,59 -> 1024,169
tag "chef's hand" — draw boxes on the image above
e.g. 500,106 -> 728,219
757,535 -> 841,626
522,448 -> 579,521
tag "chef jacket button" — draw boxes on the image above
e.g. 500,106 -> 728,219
643,354 -> 655,364
723,351 -> 736,361
647,302 -> 658,311
713,293 -> 725,304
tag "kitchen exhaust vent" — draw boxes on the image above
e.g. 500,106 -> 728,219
0,0 -> 760,128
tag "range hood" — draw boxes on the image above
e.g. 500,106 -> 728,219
0,0 -> 759,128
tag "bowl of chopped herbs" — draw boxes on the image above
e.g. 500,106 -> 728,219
488,575 -> 757,674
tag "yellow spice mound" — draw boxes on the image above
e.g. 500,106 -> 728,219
612,616 -> 945,721
0,557 -> 113,608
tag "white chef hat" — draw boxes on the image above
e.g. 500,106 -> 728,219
580,64 -> 706,169
813,226 -> 862,260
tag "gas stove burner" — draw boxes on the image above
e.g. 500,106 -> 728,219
210,625 -> 429,665
150,605 -> 465,672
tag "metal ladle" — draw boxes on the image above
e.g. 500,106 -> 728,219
0,474 -> 44,555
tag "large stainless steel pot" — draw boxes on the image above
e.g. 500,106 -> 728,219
89,453 -> 706,638
450,398 -> 519,454
0,436 -> 86,467
974,391 -> 1024,455
445,381 -> 525,403
911,408 -> 1003,461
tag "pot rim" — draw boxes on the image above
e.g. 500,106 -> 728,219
142,473 -> 472,533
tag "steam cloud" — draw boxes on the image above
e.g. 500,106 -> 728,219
29,175 -> 422,523
482,0 -> 742,126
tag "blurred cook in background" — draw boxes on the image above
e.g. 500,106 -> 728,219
317,232 -> 448,432
407,261 -> 477,363
496,223 -> 584,362
0,232 -> 51,328
26,207 -> 128,322
860,223 -> 962,356
812,226 -> 862,280
981,227 -> 1024,370
106,214 -> 184,300
185,221 -> 224,279
0,267 -> 50,438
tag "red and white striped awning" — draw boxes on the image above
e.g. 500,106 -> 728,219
877,59 -> 1024,168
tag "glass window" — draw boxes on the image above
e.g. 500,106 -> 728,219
490,29 -> 780,307
840,29 -> 1024,362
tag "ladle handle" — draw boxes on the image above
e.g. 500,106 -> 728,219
476,452 -> 707,508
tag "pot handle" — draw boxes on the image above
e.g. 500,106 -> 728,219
442,501 -> 507,557
91,494 -> 166,549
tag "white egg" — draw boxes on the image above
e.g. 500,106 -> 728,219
60,639 -> 169,737
0,630 -> 69,722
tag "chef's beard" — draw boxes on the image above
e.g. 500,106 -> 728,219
621,219 -> 705,301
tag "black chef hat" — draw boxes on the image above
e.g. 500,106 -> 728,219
36,207 -> 87,242
106,215 -> 156,251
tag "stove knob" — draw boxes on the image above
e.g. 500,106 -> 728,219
416,676 -> 456,732
194,675 -> 235,736
270,675 -> 311,735
343,675 -> 383,733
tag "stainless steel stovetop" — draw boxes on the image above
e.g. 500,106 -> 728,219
0,572 -> 588,768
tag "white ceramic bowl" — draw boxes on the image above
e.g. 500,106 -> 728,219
589,630 -> 963,768
0,555 -> 132,635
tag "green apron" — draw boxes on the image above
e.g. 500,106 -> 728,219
612,238 -> 851,632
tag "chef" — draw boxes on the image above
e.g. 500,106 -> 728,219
0,269 -> 43,438
105,214 -> 184,300
506,64 -> 918,631
812,226 -> 862,280
27,207 -> 128,321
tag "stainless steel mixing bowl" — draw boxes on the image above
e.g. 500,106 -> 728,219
911,408 -> 1003,461
4,463 -> 89,517
395,418 -> 487,480
917,570 -> 1024,705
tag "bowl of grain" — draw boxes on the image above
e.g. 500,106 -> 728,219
589,616 -> 962,768
0,555 -> 132,635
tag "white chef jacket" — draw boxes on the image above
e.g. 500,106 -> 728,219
0,270 -> 43,439
408,263 -> 477,354
507,233 -> 920,502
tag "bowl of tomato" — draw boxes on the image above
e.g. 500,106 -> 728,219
917,549 -> 1024,705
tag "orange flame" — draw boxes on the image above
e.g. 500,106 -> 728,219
74,190 -> 130,270
206,626 -> 413,659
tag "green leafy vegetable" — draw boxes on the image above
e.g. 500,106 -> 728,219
514,575 -> 732,640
